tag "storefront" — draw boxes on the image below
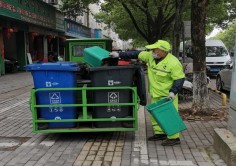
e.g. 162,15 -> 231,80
27,26 -> 60,62
65,18 -> 91,38
0,0 -> 64,73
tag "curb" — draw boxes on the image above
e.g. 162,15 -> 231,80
209,88 -> 227,106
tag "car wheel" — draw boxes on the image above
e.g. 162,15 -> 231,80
216,76 -> 223,91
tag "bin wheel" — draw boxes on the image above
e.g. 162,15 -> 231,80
122,116 -> 133,128
38,118 -> 48,130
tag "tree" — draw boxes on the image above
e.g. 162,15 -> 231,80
213,22 -> 236,52
184,0 -> 234,32
60,0 -> 86,20
62,0 -> 235,115
96,0 -> 188,44
60,0 -> 98,21
172,0 -> 186,58
61,0 -> 234,43
209,0 -> 236,29
191,0 -> 210,114
95,0 -> 230,50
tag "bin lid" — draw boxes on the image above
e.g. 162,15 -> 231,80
88,65 -> 136,72
26,62 -> 79,71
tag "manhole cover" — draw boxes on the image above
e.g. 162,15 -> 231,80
0,137 -> 30,151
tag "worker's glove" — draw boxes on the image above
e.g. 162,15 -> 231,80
168,92 -> 175,100
109,52 -> 119,58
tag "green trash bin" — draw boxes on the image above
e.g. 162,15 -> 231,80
145,98 -> 186,136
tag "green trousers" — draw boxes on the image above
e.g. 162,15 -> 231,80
150,96 -> 179,139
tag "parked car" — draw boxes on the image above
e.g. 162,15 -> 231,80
216,62 -> 233,91
4,58 -> 19,73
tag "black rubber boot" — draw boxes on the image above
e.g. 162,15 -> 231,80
161,138 -> 181,146
148,134 -> 167,141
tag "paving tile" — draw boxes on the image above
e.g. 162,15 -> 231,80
0,72 -> 229,166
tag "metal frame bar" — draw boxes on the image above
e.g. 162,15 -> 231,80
30,85 -> 139,133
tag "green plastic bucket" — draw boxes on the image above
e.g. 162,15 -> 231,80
145,98 -> 186,136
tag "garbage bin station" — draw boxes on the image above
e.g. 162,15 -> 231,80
27,45 -> 147,133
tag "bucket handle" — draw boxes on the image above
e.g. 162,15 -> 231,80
147,98 -> 172,111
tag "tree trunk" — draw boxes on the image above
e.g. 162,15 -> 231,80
86,7 -> 90,27
192,72 -> 210,113
172,0 -> 185,58
191,0 -> 210,114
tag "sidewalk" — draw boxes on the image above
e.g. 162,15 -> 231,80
0,72 -> 228,166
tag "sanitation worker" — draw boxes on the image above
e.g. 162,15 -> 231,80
110,40 -> 185,146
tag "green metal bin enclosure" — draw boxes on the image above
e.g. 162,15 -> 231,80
65,38 -> 113,63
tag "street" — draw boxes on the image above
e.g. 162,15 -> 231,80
0,72 -> 228,166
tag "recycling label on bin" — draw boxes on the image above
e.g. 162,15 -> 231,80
108,92 -> 119,103
49,92 -> 63,113
108,80 -> 121,86
49,107 -> 63,113
107,106 -> 121,112
49,92 -> 61,104
46,81 -> 59,87
107,92 -> 120,112
55,116 -> 61,120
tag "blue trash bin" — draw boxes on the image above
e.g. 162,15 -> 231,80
26,62 -> 78,128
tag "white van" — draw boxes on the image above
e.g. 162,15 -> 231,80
205,40 -> 232,75
179,40 -> 232,75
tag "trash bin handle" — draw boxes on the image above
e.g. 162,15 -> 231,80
167,97 -> 173,101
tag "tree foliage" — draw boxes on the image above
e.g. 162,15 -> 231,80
61,0 -> 236,44
60,0 -> 236,113
178,0 -> 229,35
60,0 -> 98,20
212,22 -> 236,52
94,0 -> 235,46
95,0 -> 186,44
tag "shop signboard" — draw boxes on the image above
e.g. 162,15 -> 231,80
55,10 -> 64,32
65,19 -> 91,38
28,26 -> 58,37
0,0 -> 56,29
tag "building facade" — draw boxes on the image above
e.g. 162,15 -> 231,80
0,0 -> 123,75
0,0 -> 66,73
